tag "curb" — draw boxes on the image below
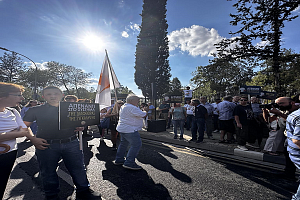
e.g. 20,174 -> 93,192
139,130 -> 286,167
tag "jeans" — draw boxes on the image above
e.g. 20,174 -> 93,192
173,120 -> 185,138
115,131 -> 142,167
35,139 -> 89,196
236,125 -> 249,146
205,116 -> 214,137
191,117 -> 205,142
0,150 -> 17,199
186,115 -> 193,130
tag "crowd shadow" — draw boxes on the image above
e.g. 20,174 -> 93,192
81,135 -> 94,167
96,140 -> 172,200
137,142 -> 192,183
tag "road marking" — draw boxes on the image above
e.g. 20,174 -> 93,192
144,142 -> 206,158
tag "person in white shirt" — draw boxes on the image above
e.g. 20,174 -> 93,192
113,94 -> 148,170
211,99 -> 222,132
184,100 -> 194,131
0,82 -> 39,199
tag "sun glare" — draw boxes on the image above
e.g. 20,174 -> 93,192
80,33 -> 103,52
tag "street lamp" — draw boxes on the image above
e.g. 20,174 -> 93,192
0,47 -> 38,99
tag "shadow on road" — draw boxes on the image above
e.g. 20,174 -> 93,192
137,142 -> 192,183
96,140 -> 172,200
218,160 -> 298,200
9,140 -> 75,200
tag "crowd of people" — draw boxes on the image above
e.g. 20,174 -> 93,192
2,81 -> 300,199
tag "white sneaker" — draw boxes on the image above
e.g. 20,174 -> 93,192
237,145 -> 248,151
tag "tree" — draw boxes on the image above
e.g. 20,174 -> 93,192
65,87 -> 96,100
134,0 -> 171,99
19,68 -> 53,88
191,58 -> 255,97
168,77 -> 182,95
247,49 -> 300,96
215,0 -> 300,95
68,66 -> 92,97
112,85 -> 134,95
0,52 -> 27,82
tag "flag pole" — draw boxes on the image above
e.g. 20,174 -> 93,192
105,49 -> 118,103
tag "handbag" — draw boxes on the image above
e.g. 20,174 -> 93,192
100,117 -> 110,129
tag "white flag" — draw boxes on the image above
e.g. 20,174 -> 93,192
95,52 -> 120,110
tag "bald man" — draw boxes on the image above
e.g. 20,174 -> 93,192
264,97 -> 299,181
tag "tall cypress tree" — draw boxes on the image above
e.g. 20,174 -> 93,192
134,0 -> 171,99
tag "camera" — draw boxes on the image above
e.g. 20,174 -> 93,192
259,103 -> 279,109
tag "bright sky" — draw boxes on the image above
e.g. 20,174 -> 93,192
1,0 -> 299,96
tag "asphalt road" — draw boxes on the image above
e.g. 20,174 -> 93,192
4,136 -> 299,200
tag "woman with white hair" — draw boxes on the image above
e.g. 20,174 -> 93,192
113,94 -> 148,170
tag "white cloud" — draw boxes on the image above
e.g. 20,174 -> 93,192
121,22 -> 140,38
130,23 -> 140,32
24,61 -> 48,70
121,31 -> 129,38
256,40 -> 269,48
168,25 -> 225,57
293,5 -> 300,13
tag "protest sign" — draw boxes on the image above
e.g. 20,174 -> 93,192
240,86 -> 261,95
259,91 -> 277,100
59,102 -> 100,130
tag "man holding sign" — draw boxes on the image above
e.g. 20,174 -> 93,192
23,86 -> 101,200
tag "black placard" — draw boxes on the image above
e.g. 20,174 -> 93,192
259,91 -> 277,100
240,86 -> 261,95
164,95 -> 183,103
59,102 -> 100,130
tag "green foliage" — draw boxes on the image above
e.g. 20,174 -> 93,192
0,52 -> 27,82
191,58 -> 255,97
215,0 -> 300,95
193,82 -> 217,100
19,67 -> 53,89
45,61 -> 92,95
64,87 -> 96,100
247,49 -> 300,96
134,0 -> 171,99
167,77 -> 182,95
18,61 -> 92,99
112,85 -> 134,95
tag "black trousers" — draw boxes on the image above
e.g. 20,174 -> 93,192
0,150 -> 17,199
